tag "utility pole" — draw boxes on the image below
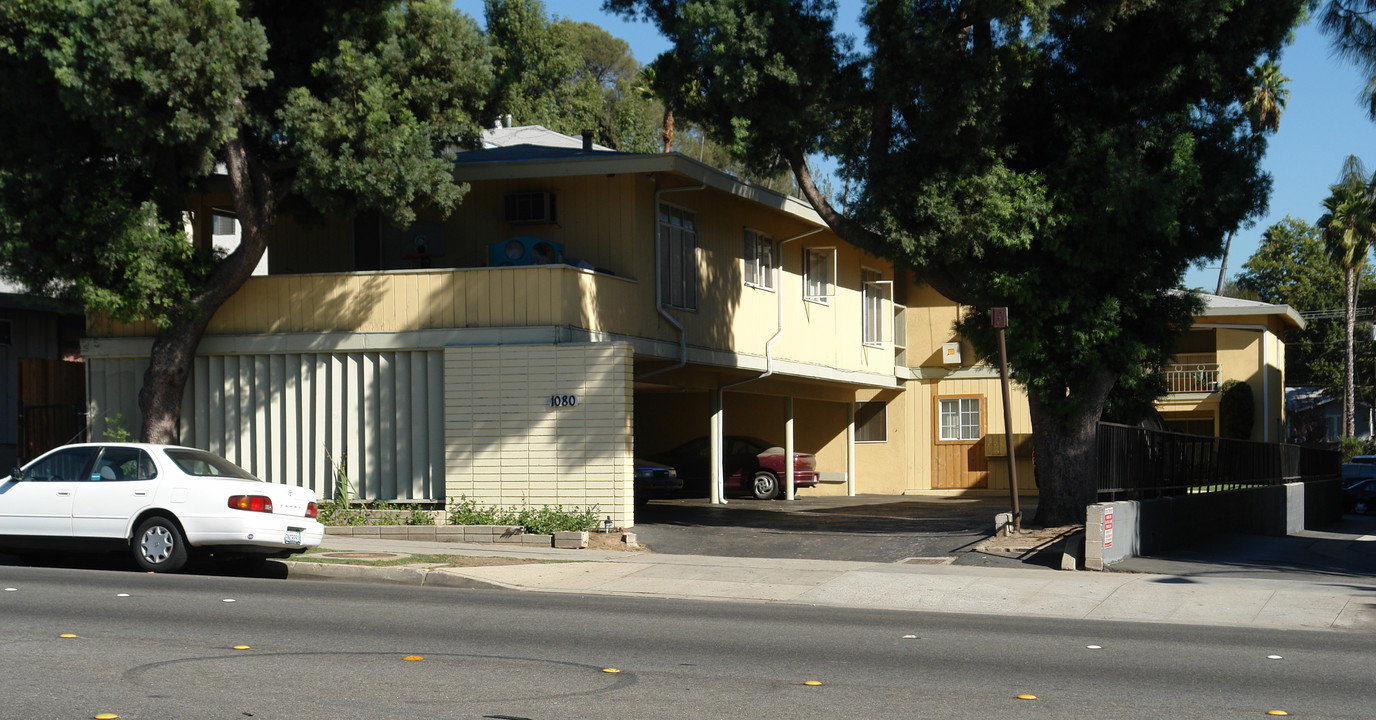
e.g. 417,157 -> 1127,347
992,307 -> 1021,533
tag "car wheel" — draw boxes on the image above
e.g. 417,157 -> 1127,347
1356,500 -> 1370,515
752,470 -> 780,500
132,516 -> 188,573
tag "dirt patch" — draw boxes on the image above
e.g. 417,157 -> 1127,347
586,531 -> 651,552
977,525 -> 1082,554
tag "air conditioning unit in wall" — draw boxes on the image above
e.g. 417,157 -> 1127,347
504,191 -> 556,224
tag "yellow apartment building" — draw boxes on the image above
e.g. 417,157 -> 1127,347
79,127 -> 1299,526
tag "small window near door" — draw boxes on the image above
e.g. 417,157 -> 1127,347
803,247 -> 836,304
855,401 -> 886,443
938,397 -> 981,441
743,229 -> 775,290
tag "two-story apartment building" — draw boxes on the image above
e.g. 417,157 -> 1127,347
78,127 -> 1296,526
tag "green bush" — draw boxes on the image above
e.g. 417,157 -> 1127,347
447,496 -> 600,533
1218,380 -> 1254,439
1339,436 -> 1376,462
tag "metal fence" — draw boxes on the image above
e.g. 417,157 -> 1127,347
1097,422 -> 1340,500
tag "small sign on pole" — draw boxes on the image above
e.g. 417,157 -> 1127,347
1104,507 -> 1114,549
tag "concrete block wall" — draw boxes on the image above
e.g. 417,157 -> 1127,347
444,342 -> 635,527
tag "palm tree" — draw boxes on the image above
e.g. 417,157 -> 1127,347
1318,155 -> 1376,437
1217,61 -> 1291,294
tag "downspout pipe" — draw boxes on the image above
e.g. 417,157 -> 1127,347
636,179 -> 706,382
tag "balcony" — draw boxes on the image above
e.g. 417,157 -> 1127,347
1164,362 -> 1221,394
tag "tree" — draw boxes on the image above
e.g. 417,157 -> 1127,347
486,0 -> 660,151
1217,61 -> 1291,294
608,0 -> 1306,525
1321,0 -> 1376,120
1232,216 -> 1353,391
0,0 -> 493,442
1318,156 -> 1376,437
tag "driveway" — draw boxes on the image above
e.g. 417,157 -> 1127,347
631,494 -> 1038,566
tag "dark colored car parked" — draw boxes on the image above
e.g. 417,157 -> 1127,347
634,458 -> 682,505
651,435 -> 818,500
1343,478 -> 1376,515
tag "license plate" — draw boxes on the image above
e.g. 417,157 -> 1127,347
284,531 -> 302,545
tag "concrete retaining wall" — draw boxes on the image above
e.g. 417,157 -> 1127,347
1085,478 -> 1342,570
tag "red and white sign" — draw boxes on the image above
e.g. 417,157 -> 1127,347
1103,508 -> 1114,549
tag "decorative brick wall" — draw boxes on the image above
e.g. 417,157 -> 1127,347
444,342 -> 634,527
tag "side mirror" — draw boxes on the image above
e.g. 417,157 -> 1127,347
9,467 -> 23,482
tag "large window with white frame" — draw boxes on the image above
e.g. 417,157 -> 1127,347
743,229 -> 775,290
658,203 -> 698,310
938,397 -> 981,442
861,267 -> 892,347
803,247 -> 835,304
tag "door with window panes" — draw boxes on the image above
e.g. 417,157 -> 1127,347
932,395 -> 988,489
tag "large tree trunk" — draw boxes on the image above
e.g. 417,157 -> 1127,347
1215,228 -> 1235,295
1027,368 -> 1117,527
137,137 -> 276,443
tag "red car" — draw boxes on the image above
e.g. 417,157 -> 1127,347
651,436 -> 818,500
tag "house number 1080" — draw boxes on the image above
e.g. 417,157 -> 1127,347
549,394 -> 578,407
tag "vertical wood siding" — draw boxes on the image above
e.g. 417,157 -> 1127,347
89,350 -> 444,501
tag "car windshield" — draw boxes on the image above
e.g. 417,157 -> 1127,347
164,448 -> 259,481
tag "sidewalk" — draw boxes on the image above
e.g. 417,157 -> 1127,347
287,532 -> 1376,633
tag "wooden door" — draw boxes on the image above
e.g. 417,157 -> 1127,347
932,395 -> 988,489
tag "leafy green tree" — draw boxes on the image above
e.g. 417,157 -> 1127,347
485,0 -> 660,151
609,0 -> 1306,525
1233,216 -> 1353,391
1322,0 -> 1376,119
1318,156 -> 1376,436
0,0 -> 492,442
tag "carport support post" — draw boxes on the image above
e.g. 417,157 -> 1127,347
992,307 -> 1021,533
847,402 -> 856,496
710,389 -> 724,505
785,397 -> 795,500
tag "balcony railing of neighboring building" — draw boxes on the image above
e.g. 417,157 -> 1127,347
1096,422 -> 1340,501
1163,363 -> 1221,394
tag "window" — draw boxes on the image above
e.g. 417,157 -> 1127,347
804,247 -> 835,304
938,397 -> 981,442
659,203 -> 698,309
212,213 -> 237,236
0,319 -> 10,346
743,229 -> 775,290
22,446 -> 98,482
862,268 -> 892,346
855,401 -> 887,443
92,447 -> 158,482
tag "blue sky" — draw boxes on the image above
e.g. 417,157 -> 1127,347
454,1 -> 1376,295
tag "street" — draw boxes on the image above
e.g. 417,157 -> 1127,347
3,564 -> 1373,719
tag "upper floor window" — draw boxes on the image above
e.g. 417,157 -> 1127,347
938,397 -> 981,442
804,247 -> 835,304
659,203 -> 698,310
862,268 -> 892,347
743,229 -> 775,290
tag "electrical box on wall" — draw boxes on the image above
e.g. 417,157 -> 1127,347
941,341 -> 962,365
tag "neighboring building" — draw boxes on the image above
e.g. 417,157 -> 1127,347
79,128 -> 1292,525
0,278 -> 86,470
1286,387 -> 1372,444
1155,294 -> 1303,441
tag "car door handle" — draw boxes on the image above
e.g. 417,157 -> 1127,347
134,491 -> 148,496
57,491 -> 72,497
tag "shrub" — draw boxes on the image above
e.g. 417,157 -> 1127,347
447,496 -> 600,533
1218,380 -> 1254,440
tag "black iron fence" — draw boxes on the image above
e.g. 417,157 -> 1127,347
1097,422 -> 1340,501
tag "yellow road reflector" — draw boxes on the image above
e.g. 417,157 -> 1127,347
233,645 -> 251,650
59,634 -> 78,638
804,680 -> 823,686
404,656 -> 424,661
602,668 -> 620,673
94,714 -> 119,719
1266,712 -> 1289,716
1017,694 -> 1038,700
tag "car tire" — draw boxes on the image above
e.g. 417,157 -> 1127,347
752,470 -> 780,500
1356,500 -> 1370,515
132,516 -> 188,573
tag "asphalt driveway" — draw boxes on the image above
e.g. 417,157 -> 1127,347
631,494 -> 1037,566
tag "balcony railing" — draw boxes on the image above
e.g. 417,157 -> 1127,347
1164,363 -> 1220,394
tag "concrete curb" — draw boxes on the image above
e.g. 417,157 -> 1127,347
285,561 -> 508,590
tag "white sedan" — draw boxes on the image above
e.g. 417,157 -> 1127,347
0,442 -> 324,572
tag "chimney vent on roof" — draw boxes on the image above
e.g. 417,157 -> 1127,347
505,114 -> 513,128
581,129 -> 593,151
